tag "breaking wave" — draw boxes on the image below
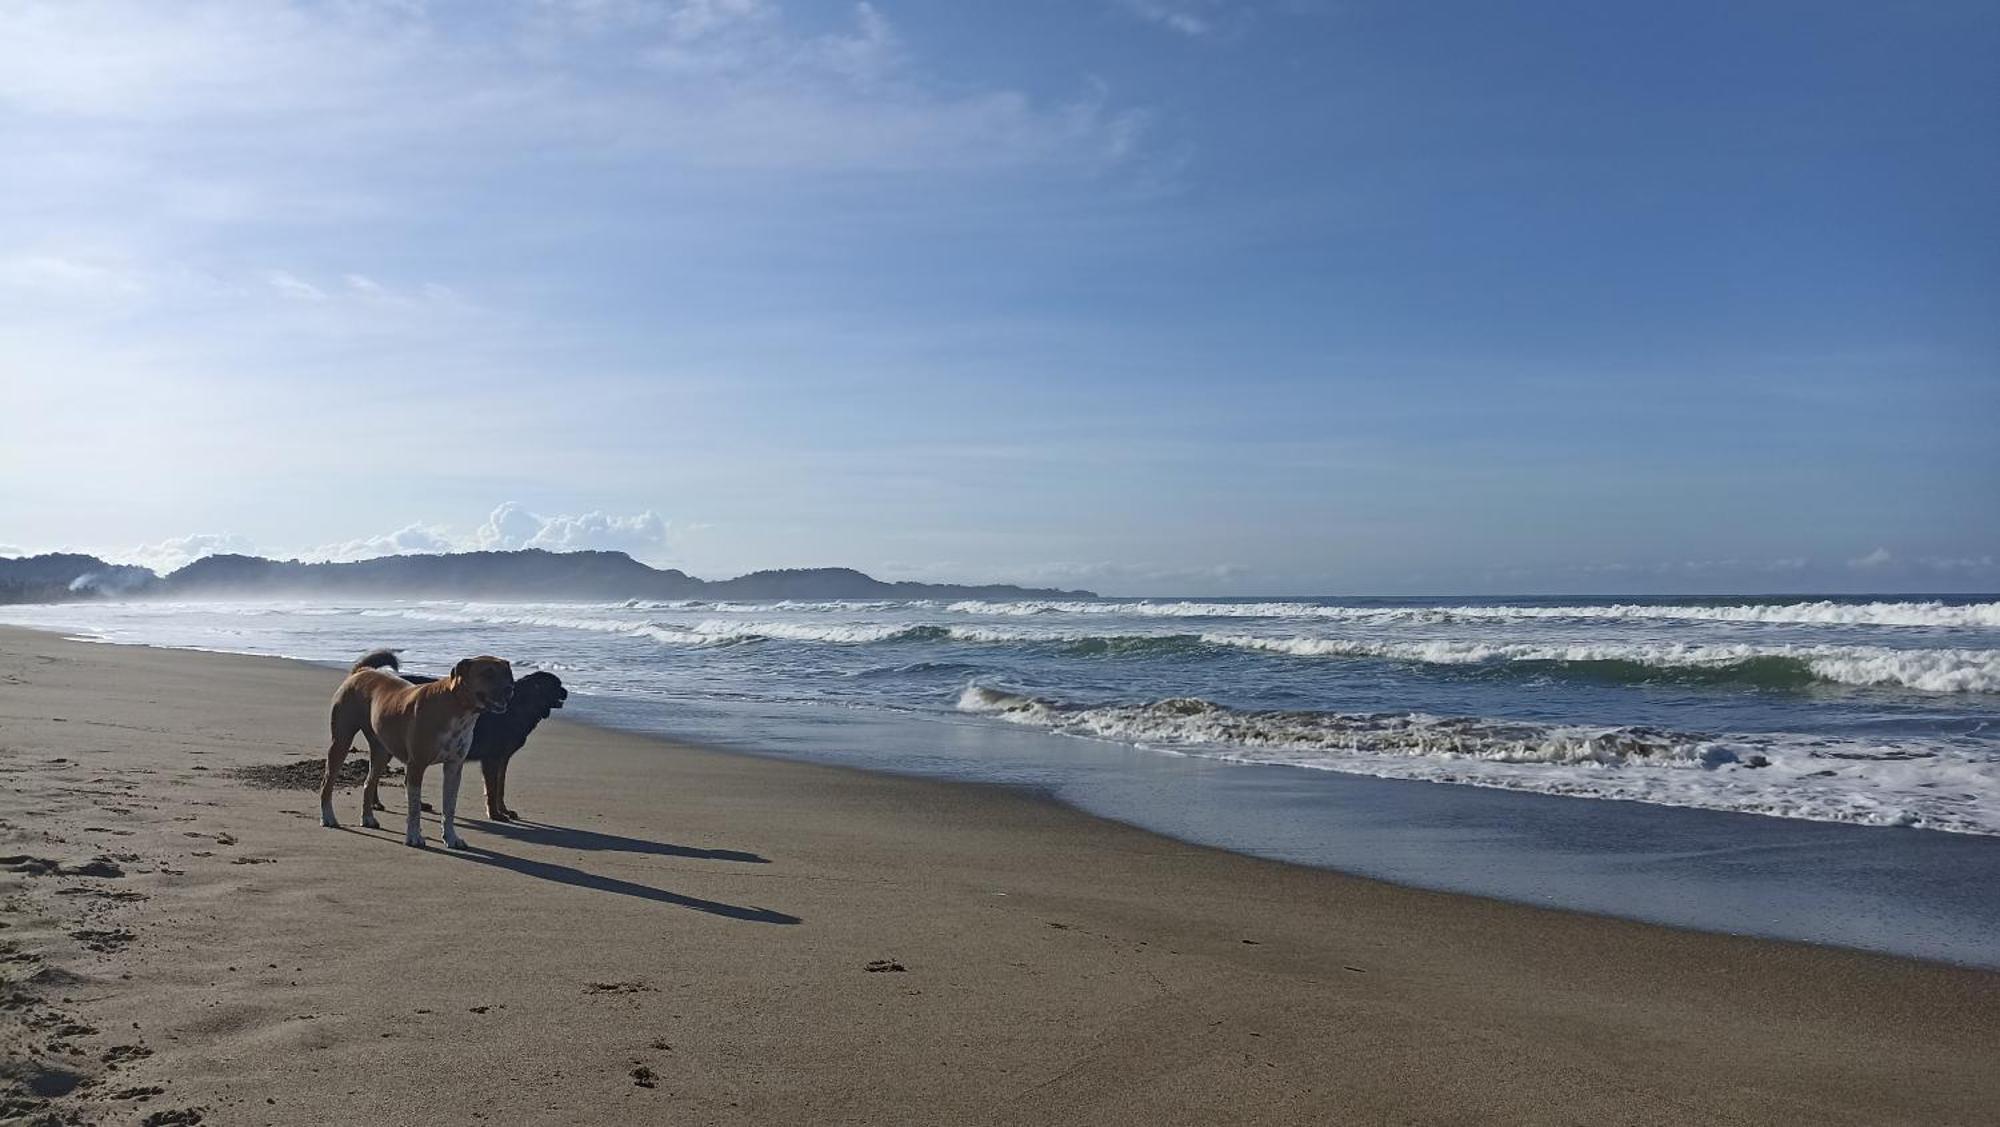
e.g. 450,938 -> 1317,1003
945,599 -> 2000,629
1200,635 -> 2000,694
354,604 -> 2000,693
955,685 -> 2000,834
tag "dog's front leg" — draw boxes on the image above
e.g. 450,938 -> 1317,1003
440,758 -> 470,850
404,761 -> 428,848
480,759 -> 505,820
496,760 -> 517,821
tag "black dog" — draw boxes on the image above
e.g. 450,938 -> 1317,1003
390,664 -> 567,822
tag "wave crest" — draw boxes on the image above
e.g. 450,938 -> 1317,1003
947,599 -> 2000,629
1201,635 -> 2000,694
954,685 -> 2000,834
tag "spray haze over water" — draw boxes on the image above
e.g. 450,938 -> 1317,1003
5,592 -> 1998,835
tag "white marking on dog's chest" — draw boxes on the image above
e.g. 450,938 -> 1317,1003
437,713 -> 477,764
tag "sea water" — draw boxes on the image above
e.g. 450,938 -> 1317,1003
7,594 -> 1998,963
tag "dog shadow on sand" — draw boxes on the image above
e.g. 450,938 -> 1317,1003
471,818 -> 771,865
345,820 -> 800,925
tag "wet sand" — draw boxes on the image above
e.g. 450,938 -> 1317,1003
2,625 -> 1997,1125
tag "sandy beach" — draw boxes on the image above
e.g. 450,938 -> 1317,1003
3,625 -> 1997,1126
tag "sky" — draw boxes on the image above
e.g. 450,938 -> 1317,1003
1,0 -> 1995,596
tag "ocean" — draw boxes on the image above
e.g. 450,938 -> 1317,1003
7,594 -> 1999,963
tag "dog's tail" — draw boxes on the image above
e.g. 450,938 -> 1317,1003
351,649 -> 401,674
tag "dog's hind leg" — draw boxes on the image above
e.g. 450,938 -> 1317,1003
359,732 -> 390,830
440,758 -> 470,850
403,760 -> 428,848
320,715 -> 358,829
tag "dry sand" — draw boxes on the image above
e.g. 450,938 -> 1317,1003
2,624 -> 1997,1125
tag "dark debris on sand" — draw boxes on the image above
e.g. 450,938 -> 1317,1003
232,759 -> 403,791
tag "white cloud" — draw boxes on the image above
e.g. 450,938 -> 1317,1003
475,503 -> 547,553
475,502 -> 676,560
119,532 -> 259,573
313,522 -> 460,562
78,503 -> 687,572
1849,547 -> 1894,569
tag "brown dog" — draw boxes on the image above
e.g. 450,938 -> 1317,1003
321,650 -> 514,849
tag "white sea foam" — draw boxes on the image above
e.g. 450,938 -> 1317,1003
945,599 -> 2000,629
956,685 -> 2000,835
357,604 -> 937,646
1199,634 -> 2000,693
343,604 -> 2000,692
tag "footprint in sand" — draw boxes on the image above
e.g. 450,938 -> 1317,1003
69,927 -> 136,953
111,1085 -> 167,1102
53,888 -> 147,902
102,1044 -> 153,1067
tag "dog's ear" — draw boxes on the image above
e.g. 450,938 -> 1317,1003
451,658 -> 474,681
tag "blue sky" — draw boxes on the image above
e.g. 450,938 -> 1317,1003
1,0 -> 1994,595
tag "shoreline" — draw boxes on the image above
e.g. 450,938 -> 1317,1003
3,626 -> 1998,1123
19,623 -> 2000,969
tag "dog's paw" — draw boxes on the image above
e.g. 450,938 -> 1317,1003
320,815 -> 340,829
445,837 -> 471,851
404,835 -> 427,848
360,815 -> 381,830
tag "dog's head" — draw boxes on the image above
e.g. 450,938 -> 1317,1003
451,656 -> 515,714
515,670 -> 567,718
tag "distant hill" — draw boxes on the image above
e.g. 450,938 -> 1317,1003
0,550 -> 1092,604
0,553 -> 156,604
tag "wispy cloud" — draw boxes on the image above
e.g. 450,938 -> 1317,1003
1922,555 -> 1997,573
263,270 -> 329,303
878,558 -> 1252,592
0,1 -> 1146,173
0,0 -> 1155,363
1112,0 -> 1225,37
0,254 -> 149,302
